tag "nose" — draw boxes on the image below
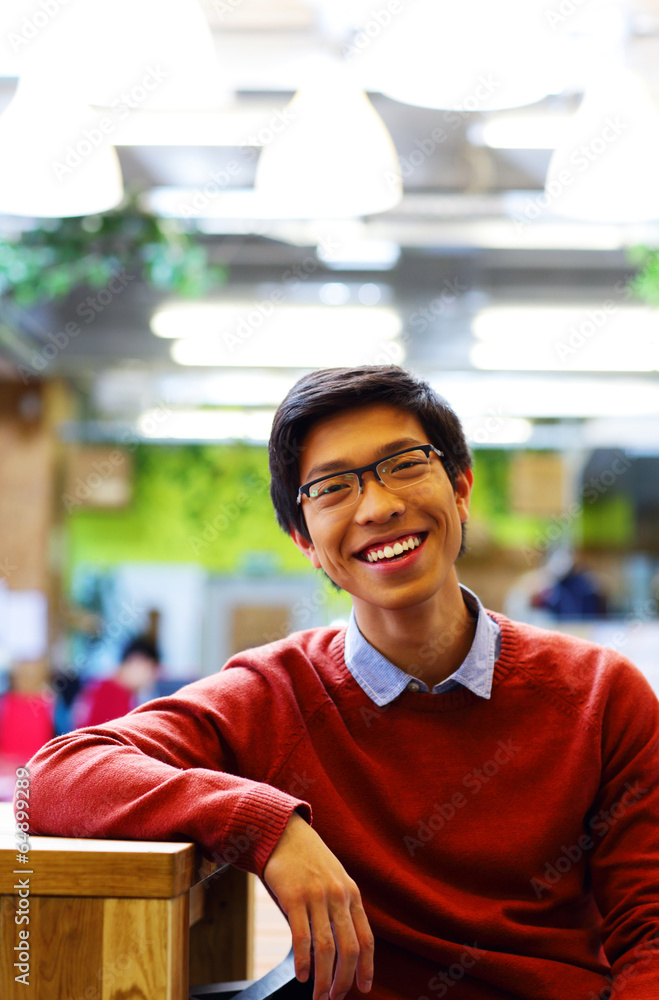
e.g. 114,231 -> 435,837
353,470 -> 406,523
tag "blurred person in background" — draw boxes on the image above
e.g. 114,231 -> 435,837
531,547 -> 607,620
506,544 -> 608,623
73,636 -> 160,728
0,658 -> 54,798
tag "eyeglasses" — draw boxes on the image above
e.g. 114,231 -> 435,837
297,445 -> 444,513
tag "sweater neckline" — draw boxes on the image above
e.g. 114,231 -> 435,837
328,610 -> 519,712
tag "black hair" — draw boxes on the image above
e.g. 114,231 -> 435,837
268,366 -> 472,553
120,636 -> 160,665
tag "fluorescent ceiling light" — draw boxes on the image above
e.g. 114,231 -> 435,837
470,114 -> 572,149
151,303 -> 403,367
428,373 -> 659,419
317,239 -> 401,270
471,306 -> 659,372
138,408 -> 276,442
319,283 -> 351,305
583,417 -> 659,453
154,372 -> 301,407
171,335 -> 403,368
93,370 -> 301,412
358,284 -> 384,305
464,417 -> 533,445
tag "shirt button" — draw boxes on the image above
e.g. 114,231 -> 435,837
407,681 -> 421,692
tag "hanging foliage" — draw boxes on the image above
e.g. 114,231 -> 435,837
625,246 -> 659,306
0,191 -> 227,309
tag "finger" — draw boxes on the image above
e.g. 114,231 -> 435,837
287,906 -> 313,983
328,908 -> 360,1000
308,908 -> 337,1000
351,902 -> 375,993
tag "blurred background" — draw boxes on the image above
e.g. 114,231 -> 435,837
1,0 -> 659,974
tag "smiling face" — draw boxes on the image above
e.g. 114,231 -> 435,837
291,403 -> 473,615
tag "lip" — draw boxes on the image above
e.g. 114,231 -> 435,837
354,532 -> 428,571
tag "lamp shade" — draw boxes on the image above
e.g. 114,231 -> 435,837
254,63 -> 402,218
7,0 -> 227,113
0,76 -> 124,217
354,0 -> 560,111
544,69 -> 659,223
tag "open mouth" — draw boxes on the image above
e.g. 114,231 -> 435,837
356,532 -> 428,563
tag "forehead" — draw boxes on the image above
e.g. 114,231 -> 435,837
298,403 -> 428,483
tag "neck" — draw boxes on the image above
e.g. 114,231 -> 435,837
352,578 -> 476,687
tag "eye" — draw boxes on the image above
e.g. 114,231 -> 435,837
391,458 -> 424,473
320,481 -> 350,495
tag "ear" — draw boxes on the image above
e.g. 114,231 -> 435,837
454,467 -> 474,523
290,527 -> 322,569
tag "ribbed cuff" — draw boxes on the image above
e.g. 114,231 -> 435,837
222,783 -> 312,878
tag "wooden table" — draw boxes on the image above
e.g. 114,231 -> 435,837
0,802 -> 252,1000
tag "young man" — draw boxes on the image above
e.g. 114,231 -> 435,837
26,366 -> 659,1000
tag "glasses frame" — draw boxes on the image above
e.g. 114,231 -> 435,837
296,444 -> 445,511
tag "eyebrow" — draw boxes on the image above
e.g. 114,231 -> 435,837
303,438 -> 426,483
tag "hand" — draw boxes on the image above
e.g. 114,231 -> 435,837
263,812 -> 374,1000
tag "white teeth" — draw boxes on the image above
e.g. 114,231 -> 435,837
362,534 -> 423,562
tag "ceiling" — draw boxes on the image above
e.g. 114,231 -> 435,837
1,0 -> 658,443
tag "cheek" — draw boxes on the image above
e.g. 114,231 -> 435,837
412,480 -> 451,512
304,525 -> 336,571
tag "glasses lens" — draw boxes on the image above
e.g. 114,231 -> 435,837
378,449 -> 431,488
308,473 -> 359,510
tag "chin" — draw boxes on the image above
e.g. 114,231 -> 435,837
359,579 -> 441,611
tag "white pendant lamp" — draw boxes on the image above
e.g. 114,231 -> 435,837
0,76 -> 124,218
82,0 -> 228,112
8,0 -> 228,113
353,0 -> 560,111
254,62 -> 402,219
3,0 -> 230,149
544,68 -> 659,223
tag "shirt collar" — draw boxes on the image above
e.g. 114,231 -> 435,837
344,585 -> 501,707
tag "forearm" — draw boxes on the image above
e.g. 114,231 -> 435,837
26,723 -> 309,876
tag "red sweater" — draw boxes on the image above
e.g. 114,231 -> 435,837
27,614 -> 659,999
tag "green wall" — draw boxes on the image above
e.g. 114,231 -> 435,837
66,443 -> 311,574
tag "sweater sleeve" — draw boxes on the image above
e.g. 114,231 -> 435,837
23,664 -> 312,878
587,656 -> 659,996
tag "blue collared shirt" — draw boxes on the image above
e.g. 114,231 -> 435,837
344,585 -> 501,706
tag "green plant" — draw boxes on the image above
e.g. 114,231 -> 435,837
624,246 -> 659,306
0,191 -> 226,308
